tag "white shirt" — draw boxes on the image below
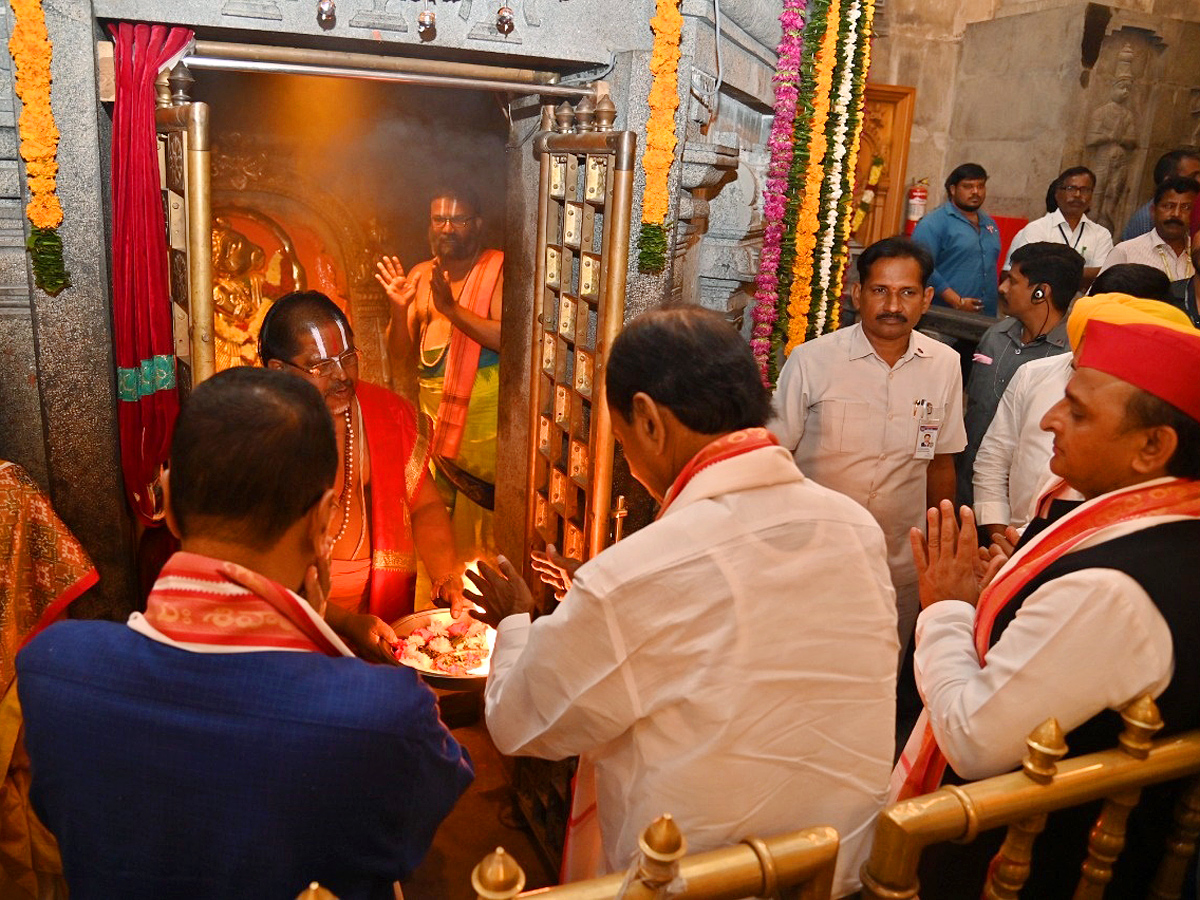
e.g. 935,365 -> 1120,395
914,481 -> 1178,780
1003,209 -> 1113,270
972,354 -> 1072,529
1102,229 -> 1195,281
485,446 -> 898,898
770,323 -> 967,594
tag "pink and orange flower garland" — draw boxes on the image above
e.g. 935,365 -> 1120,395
751,0 -> 876,380
749,0 -> 807,384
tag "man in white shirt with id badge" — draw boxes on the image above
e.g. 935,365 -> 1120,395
771,236 -> 967,658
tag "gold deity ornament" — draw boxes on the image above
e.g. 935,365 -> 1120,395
211,218 -> 268,371
472,846 -> 526,900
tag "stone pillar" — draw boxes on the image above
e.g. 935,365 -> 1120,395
9,5 -> 136,616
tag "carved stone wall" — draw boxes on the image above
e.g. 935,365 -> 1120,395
945,4 -> 1200,225
872,0 -> 1200,225
665,0 -> 777,331
91,0 -> 654,68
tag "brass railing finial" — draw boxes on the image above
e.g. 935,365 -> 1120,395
1023,717 -> 1067,784
155,69 -> 173,109
637,813 -> 687,886
1119,694 -> 1163,759
472,846 -> 526,900
594,95 -> 617,131
574,95 -> 596,132
554,101 -> 576,134
168,61 -> 194,106
295,883 -> 338,900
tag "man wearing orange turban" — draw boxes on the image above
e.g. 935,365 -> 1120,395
973,290 -> 1194,537
897,311 -> 1200,897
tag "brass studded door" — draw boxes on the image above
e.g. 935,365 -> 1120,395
525,98 -> 636,570
155,65 -> 214,390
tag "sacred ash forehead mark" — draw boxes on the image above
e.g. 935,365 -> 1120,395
305,322 -> 329,359
303,319 -> 350,359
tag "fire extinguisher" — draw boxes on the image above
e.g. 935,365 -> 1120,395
904,179 -> 929,236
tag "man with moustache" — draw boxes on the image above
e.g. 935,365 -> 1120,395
377,187 -> 503,560
911,163 -> 1002,316
1118,147 -> 1200,242
771,236 -> 966,660
1102,176 -> 1199,282
259,291 -> 468,636
1169,220 -> 1200,327
1002,167 -> 1112,289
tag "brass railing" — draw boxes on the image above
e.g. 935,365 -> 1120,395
860,695 -> 1200,899
472,814 -> 839,900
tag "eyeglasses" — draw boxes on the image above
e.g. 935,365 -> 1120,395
1057,184 -> 1093,196
431,215 -> 474,229
284,347 -> 360,379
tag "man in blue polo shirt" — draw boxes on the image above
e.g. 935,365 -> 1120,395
912,162 -> 1002,317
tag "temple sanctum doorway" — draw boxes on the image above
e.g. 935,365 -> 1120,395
150,44 -> 635,601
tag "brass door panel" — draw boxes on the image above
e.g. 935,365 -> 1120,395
155,65 -> 213,387
525,97 -> 635,568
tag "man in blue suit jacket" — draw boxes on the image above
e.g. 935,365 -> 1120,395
18,367 -> 473,900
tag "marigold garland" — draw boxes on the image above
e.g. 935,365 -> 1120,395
637,0 -> 683,274
9,0 -> 68,294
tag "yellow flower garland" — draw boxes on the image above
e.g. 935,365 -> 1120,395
9,0 -> 62,230
828,0 -> 875,331
642,0 -> 682,227
785,0 -> 841,353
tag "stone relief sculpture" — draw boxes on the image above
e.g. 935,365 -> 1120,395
1085,43 -> 1138,232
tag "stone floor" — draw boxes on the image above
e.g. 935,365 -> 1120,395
401,692 -> 559,900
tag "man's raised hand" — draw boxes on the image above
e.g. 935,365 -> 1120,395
463,556 -> 535,629
530,544 -> 580,602
375,256 -> 416,311
910,501 -> 995,610
428,263 -> 456,317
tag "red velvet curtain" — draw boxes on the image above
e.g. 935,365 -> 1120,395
109,23 -> 193,525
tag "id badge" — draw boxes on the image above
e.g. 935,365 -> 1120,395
915,423 -> 939,460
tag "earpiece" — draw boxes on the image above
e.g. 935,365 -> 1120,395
1032,287 -> 1046,304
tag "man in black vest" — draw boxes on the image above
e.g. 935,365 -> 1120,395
902,311 -> 1200,896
